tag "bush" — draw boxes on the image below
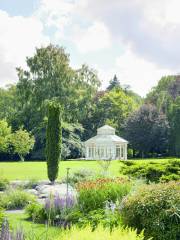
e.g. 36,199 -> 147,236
0,178 -> 9,191
57,225 -> 145,240
26,194 -> 76,225
121,160 -> 180,182
63,168 -> 96,186
0,208 -> 4,228
77,178 -> 132,214
75,209 -> 122,231
0,190 -> 36,210
121,181 -> 180,240
25,202 -> 46,223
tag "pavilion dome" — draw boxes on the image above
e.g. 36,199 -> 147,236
84,124 -> 128,160
97,125 -> 115,135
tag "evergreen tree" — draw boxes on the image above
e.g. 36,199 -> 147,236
46,101 -> 62,183
107,75 -> 121,91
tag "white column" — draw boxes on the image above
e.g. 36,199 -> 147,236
120,145 -> 122,159
113,145 -> 116,160
122,144 -> 126,160
124,144 -> 127,160
86,146 -> 89,159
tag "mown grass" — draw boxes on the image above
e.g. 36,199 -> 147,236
0,158 -> 178,180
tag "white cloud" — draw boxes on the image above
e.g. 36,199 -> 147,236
115,48 -> 172,96
76,0 -> 180,69
94,48 -> 172,97
36,0 -> 74,32
72,21 -> 111,53
1,0 -> 179,96
37,0 -> 112,53
0,9 -> 49,87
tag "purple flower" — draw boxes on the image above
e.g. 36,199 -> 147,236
45,194 -> 76,213
0,219 -> 25,240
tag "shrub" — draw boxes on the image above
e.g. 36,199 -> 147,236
0,178 -> 9,191
57,225 -> 145,240
121,181 -> 180,240
121,160 -> 180,182
75,208 -> 122,231
26,194 -> 76,226
64,168 -> 96,186
0,208 -> 4,228
0,190 -> 36,210
25,202 -> 46,223
77,178 -> 132,214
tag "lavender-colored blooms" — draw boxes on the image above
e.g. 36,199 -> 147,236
0,219 -> 11,240
45,194 -> 76,212
45,197 -> 51,210
0,219 -> 25,240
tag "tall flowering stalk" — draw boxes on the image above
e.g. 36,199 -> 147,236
0,219 -> 25,240
44,194 -> 76,226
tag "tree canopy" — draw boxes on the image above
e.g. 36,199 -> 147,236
0,44 -> 179,160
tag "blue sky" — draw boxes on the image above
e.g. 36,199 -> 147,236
1,0 -> 180,96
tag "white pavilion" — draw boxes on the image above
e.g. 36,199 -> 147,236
84,125 -> 128,160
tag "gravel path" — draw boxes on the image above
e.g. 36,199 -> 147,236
5,209 -> 25,214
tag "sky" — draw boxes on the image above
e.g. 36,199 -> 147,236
0,0 -> 180,96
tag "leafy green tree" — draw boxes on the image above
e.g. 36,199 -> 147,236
124,104 -> 169,157
0,85 -> 18,123
82,88 -> 139,139
73,64 -> 100,122
10,129 -> 35,161
62,122 -> 84,159
46,101 -> 62,183
146,75 -> 180,156
0,120 -> 11,153
15,45 -> 100,159
169,97 -> 180,157
16,45 -> 73,129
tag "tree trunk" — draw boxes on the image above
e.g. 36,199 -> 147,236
19,154 -> 24,162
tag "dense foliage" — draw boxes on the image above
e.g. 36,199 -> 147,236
0,45 -> 143,160
0,178 -> 9,191
121,181 -> 180,240
146,75 -> 180,157
76,178 -> 131,214
0,119 -> 34,161
0,44 -> 179,159
121,159 -> 180,182
0,190 -> 35,210
124,104 -> 169,157
58,225 -> 145,240
46,101 -> 62,183
0,209 -> 4,228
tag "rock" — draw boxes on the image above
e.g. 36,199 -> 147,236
25,189 -> 38,196
37,183 -> 77,199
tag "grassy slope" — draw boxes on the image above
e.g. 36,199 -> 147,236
6,212 -> 62,240
0,158 -> 178,181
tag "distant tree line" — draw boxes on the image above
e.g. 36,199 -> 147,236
0,44 -> 179,160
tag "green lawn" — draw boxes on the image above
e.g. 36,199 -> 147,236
6,212 -> 62,240
0,158 -> 178,181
